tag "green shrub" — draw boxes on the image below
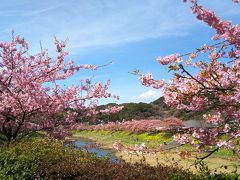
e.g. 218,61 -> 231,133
0,138 -> 194,179
0,138 -> 238,179
0,142 -> 37,179
0,138 -> 98,179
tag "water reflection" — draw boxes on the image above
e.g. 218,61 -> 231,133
69,139 -> 120,163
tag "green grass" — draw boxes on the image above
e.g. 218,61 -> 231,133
211,149 -> 238,159
72,130 -> 240,174
73,130 -> 198,154
73,130 -> 173,149
72,130 -> 240,160
4,129 -> 235,159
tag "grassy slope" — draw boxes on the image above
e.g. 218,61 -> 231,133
73,130 -> 240,173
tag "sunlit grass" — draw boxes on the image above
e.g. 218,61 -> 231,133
72,130 -> 240,173
73,130 -> 173,149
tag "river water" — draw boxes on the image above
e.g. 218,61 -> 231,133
68,138 -> 120,162
183,119 -> 212,128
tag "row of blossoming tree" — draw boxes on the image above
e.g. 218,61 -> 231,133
76,117 -> 184,133
0,34 -> 123,143
136,0 -> 240,159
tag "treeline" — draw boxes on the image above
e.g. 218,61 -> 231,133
79,97 -> 209,124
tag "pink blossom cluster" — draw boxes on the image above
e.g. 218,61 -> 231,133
92,82 -> 110,98
70,123 -> 87,130
137,0 -> 240,154
157,53 -> 182,65
127,143 -> 147,154
191,1 -> 240,48
99,106 -> 124,115
192,128 -> 219,148
113,141 -> 123,151
139,73 -> 165,89
203,112 -> 223,124
78,64 -> 98,70
174,127 -> 236,152
216,140 -> 234,149
173,134 -> 190,145
0,35 -> 120,142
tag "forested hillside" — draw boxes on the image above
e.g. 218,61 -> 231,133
91,97 -> 208,123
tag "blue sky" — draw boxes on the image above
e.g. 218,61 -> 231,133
0,0 -> 239,104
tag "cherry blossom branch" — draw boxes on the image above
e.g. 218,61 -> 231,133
195,136 -> 236,165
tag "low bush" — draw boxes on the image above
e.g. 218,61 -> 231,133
0,138 -> 239,179
0,138 -> 98,179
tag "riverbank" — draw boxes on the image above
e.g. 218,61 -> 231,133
72,130 -> 240,173
72,130 -> 173,149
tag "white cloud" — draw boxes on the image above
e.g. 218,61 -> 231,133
0,0 -> 238,54
130,89 -> 162,103
0,0 -> 196,53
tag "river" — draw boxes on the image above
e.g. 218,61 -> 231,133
66,138 -> 120,163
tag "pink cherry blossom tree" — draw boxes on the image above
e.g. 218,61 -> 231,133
136,0 -> 240,160
0,34 -> 121,143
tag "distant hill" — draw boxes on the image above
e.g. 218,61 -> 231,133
151,97 -> 208,120
89,97 -> 208,123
